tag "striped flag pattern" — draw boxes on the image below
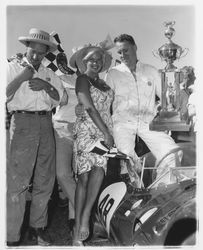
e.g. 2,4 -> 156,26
86,139 -> 129,159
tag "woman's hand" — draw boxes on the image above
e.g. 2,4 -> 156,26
75,103 -> 85,117
104,132 -> 114,149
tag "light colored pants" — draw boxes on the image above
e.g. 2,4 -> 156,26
113,120 -> 181,180
54,123 -> 76,219
7,113 -> 55,242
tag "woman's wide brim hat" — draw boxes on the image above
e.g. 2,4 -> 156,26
18,28 -> 57,52
69,45 -> 112,73
69,35 -> 114,73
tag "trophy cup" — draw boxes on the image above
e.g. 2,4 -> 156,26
150,21 -> 190,131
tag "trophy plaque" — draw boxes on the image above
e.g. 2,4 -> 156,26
150,21 -> 190,131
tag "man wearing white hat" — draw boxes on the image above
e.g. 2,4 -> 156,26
6,28 -> 66,246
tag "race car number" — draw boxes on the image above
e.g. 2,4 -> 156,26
98,182 -> 127,235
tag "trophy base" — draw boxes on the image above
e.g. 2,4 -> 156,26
159,110 -> 179,119
149,115 -> 190,131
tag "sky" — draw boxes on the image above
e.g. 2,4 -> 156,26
6,4 -> 195,71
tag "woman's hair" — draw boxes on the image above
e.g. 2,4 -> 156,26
181,66 -> 196,85
114,34 -> 136,46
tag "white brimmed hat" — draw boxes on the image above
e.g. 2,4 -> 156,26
70,35 -> 114,73
18,28 -> 57,52
69,45 -> 112,74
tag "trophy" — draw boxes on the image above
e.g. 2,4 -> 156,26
150,21 -> 190,131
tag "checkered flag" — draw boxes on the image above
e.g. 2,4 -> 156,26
86,139 -> 129,159
42,31 -> 75,76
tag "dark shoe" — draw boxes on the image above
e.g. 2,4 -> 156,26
7,241 -> 19,246
58,197 -> 69,208
68,218 -> 75,231
28,227 -> 52,246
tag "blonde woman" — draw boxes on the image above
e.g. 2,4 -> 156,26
69,44 -> 114,246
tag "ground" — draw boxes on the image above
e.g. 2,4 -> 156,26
19,184 -> 113,247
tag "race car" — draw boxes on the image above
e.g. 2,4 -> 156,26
93,138 -> 197,246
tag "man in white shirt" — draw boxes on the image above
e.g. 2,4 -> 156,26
105,34 -> 182,185
6,28 -> 66,246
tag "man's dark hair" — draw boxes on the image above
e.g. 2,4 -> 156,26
114,34 -> 135,46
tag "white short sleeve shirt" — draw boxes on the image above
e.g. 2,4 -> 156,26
7,57 -> 64,112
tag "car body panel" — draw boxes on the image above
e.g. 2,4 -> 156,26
97,171 -> 196,246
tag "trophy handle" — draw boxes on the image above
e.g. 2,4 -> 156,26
152,50 -> 161,59
179,48 -> 189,59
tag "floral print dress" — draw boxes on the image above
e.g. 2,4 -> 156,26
73,81 -> 114,175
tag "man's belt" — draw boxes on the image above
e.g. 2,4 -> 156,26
11,110 -> 52,115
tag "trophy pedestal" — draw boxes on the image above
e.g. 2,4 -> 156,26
151,21 -> 191,133
150,112 -> 190,131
